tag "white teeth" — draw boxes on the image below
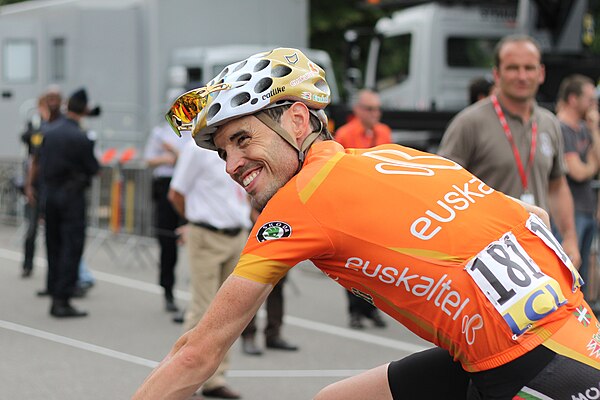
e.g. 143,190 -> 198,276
243,171 -> 259,187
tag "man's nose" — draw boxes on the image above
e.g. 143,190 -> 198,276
225,151 -> 243,176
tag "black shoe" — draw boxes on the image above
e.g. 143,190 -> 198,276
172,312 -> 184,324
242,337 -> 263,356
37,289 -> 50,297
165,299 -> 179,312
369,312 -> 387,328
349,313 -> 365,329
21,267 -> 32,278
266,337 -> 299,351
201,386 -> 241,399
50,302 -> 88,318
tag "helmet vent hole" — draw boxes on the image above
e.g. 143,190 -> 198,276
251,98 -> 258,105
237,73 -> 252,82
254,77 -> 273,94
216,68 -> 229,81
272,65 -> 292,78
254,59 -> 270,72
231,92 -> 251,107
233,60 -> 247,72
207,103 -> 221,120
315,79 -> 330,94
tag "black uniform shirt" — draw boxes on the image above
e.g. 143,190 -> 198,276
39,117 -> 100,187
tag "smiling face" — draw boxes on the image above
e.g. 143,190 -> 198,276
213,114 -> 299,210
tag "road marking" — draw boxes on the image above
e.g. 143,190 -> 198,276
0,319 -> 159,368
284,315 -> 429,353
0,319 -> 366,378
0,248 -> 430,355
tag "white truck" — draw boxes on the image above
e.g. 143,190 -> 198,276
0,0 -> 338,160
348,0 -> 599,150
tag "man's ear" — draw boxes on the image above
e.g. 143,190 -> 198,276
286,102 -> 312,139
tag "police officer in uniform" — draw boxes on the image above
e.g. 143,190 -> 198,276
36,88 -> 99,318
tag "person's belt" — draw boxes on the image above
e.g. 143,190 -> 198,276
191,221 -> 243,237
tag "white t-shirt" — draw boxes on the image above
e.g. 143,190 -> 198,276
144,123 -> 192,178
170,140 -> 251,229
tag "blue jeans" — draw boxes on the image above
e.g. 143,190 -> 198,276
78,259 -> 95,286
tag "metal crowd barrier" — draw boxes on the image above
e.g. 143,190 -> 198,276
0,158 -> 24,225
0,158 -> 159,268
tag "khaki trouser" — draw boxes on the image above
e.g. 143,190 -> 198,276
183,223 -> 248,390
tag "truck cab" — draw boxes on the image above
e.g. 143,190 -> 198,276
365,2 -> 517,112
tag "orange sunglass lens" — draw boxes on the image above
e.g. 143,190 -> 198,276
172,94 -> 202,123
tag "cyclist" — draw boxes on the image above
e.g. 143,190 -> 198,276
133,48 -> 600,400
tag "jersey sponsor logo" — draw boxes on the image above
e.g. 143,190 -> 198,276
466,230 -> 567,337
571,383 -> 600,400
256,221 -> 292,242
344,256 -> 483,344
411,177 -> 494,241
362,149 -> 462,176
587,323 -> 600,359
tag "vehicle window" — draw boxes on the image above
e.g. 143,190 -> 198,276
187,67 -> 202,84
447,37 -> 499,68
3,39 -> 36,83
51,38 -> 66,81
376,34 -> 411,91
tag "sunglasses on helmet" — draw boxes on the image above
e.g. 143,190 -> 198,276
165,82 -> 232,136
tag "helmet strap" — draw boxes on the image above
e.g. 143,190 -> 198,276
255,112 -> 300,151
255,110 -> 324,171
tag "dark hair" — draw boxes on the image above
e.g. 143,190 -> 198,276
469,76 -> 494,104
262,104 -> 332,141
493,34 -> 542,68
557,74 -> 594,103
67,88 -> 88,115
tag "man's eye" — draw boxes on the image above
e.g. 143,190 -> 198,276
238,135 -> 250,146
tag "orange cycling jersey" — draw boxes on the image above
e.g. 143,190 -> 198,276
234,141 -> 600,372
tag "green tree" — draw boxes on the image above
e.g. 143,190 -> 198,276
310,0 -> 386,100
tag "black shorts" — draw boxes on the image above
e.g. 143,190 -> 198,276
387,346 -> 600,400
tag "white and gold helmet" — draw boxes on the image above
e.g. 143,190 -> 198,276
166,48 -> 331,151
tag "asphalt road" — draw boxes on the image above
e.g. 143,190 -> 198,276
0,222 -> 430,400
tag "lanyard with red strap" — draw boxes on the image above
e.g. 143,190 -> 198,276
491,95 -> 537,191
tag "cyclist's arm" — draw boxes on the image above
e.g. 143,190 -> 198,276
132,275 -> 272,400
508,195 -> 550,228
